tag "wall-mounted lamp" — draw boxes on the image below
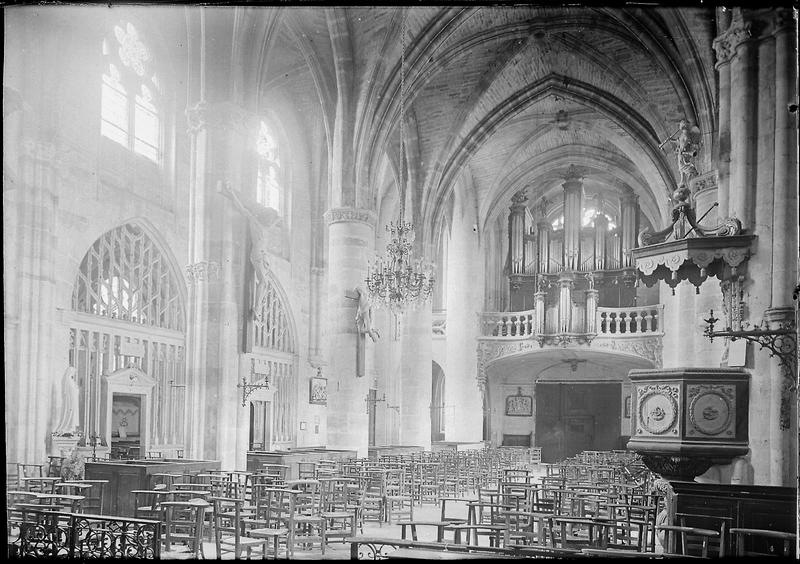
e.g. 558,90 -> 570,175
704,309 -> 796,429
238,376 -> 269,407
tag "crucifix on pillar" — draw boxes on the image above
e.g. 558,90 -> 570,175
346,286 -> 380,378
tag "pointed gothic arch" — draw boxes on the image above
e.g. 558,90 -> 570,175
247,270 -> 298,448
67,221 -> 187,456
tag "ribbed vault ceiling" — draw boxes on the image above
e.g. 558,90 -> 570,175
246,6 -> 716,236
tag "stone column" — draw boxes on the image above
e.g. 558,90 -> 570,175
323,208 -> 375,457
561,167 -> 583,271
400,306 -> 433,449
766,9 -> 799,486
726,11 -> 757,230
445,191 -> 485,443
713,43 -> 733,219
619,187 -> 639,269
534,284 -> 547,335
771,10 -> 799,308
184,101 -> 249,467
5,141 -> 60,466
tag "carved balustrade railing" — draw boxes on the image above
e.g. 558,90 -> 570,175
480,309 -> 536,338
7,510 -> 161,559
596,305 -> 664,335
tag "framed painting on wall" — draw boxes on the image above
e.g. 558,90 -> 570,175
309,376 -> 327,405
505,387 -> 532,417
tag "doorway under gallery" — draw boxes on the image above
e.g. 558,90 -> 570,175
535,382 -> 621,462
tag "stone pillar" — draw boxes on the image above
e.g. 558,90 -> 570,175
562,167 -> 583,271
771,10 -> 799,308
713,47 -> 733,219
445,190 -> 484,443
400,307 -> 433,449
766,11 -> 799,486
726,11 -> 757,230
323,208 -> 375,457
184,101 -> 249,466
534,284 -> 547,335
5,141 -> 60,466
620,187 -> 639,269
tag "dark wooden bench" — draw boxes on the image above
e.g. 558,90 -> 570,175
667,481 -> 796,557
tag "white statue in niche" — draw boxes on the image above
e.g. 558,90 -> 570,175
52,366 -> 80,436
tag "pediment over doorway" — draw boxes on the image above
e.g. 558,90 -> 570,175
105,366 -> 155,389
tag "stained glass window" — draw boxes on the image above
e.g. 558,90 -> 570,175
100,22 -> 160,163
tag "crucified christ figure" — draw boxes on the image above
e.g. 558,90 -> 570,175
221,181 -> 282,321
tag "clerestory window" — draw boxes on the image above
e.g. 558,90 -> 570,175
101,22 -> 160,163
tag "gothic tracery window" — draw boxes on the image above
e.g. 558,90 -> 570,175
69,223 -> 187,450
101,22 -> 161,162
250,274 -> 297,447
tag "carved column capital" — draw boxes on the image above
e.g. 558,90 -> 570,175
186,101 -> 255,135
713,9 -> 753,68
186,260 -> 221,284
323,207 -> 377,228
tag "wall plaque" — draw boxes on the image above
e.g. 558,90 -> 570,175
505,387 -> 532,417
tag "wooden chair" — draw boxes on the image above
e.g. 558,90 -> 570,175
297,462 -> 316,480
246,487 -> 295,558
659,522 -> 726,558
132,487 -> 170,520
318,477 -> 357,545
46,456 -> 64,478
211,496 -> 270,559
385,468 -> 414,524
289,480 -> 327,555
729,527 -> 796,557
162,499 -> 210,558
360,470 -> 387,526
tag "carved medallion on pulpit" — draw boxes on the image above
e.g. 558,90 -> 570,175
636,384 -> 679,436
687,384 -> 735,437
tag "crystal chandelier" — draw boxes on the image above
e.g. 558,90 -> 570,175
365,11 -> 435,313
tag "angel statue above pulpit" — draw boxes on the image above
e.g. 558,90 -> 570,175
221,181 -> 283,321
660,119 -> 701,188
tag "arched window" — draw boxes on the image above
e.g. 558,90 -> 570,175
256,120 -> 282,212
101,22 -> 161,162
69,223 -> 187,453
249,273 -> 297,448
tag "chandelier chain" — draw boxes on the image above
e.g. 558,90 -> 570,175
364,9 -> 435,313
400,9 -> 406,222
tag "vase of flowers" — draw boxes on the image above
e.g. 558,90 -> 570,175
60,447 -> 85,481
